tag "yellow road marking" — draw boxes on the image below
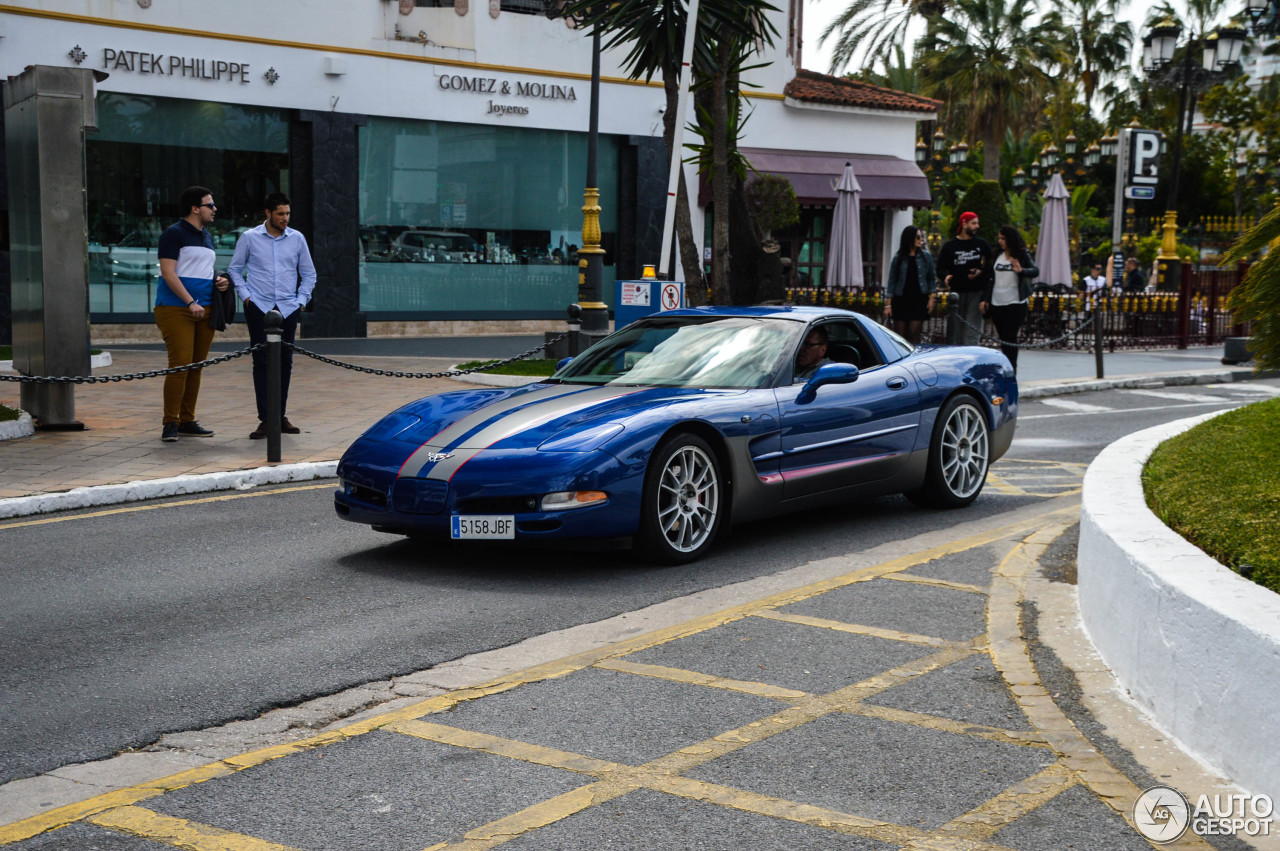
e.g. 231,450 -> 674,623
0,505 -> 1080,847
883,573 -> 989,594
753,608 -> 975,648
593,659 -> 809,701
89,806 -> 302,850
391,720 -> 624,775
986,524 -> 1216,848
934,763 -> 1077,842
845,703 -> 1049,750
0,483 -> 334,530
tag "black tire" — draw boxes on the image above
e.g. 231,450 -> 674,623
635,433 -> 724,564
911,394 -> 990,508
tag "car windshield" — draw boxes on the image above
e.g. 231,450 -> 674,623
554,316 -> 801,388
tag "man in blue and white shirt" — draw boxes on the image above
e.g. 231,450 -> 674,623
228,192 -> 317,439
155,185 -> 231,443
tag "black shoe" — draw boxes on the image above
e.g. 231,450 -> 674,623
161,422 -> 178,442
177,421 -> 214,437
280,416 -> 301,434
249,422 -> 267,440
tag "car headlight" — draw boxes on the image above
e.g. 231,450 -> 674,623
540,491 -> 608,511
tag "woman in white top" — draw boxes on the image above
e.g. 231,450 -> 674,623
979,225 -> 1038,372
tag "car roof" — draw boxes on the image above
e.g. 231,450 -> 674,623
656,305 -> 859,322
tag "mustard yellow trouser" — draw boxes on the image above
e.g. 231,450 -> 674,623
154,306 -> 214,425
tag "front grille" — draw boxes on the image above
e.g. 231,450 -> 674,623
347,483 -> 387,508
456,494 -> 541,514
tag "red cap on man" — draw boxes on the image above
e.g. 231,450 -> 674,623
957,211 -> 978,233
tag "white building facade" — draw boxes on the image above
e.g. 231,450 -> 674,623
0,0 -> 936,337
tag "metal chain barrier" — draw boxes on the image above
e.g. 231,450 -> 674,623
958,313 -> 1096,350
284,332 -> 569,379
0,344 -> 265,384
2,333 -> 570,385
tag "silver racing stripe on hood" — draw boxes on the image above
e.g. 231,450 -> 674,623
420,385 -> 643,482
398,384 -> 584,479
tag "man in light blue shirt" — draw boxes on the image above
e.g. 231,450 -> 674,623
228,192 -> 318,439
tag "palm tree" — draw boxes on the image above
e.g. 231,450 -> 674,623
1049,0 -> 1133,113
917,0 -> 1070,181
820,0 -> 949,75
560,0 -> 776,301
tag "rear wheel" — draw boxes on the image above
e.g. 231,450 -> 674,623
911,395 -> 990,508
635,434 -> 723,564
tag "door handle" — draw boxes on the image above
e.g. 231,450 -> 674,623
886,377 -> 908,390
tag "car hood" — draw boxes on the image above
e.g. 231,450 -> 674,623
383,382 -> 743,478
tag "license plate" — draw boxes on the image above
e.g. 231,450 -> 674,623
451,515 -> 515,540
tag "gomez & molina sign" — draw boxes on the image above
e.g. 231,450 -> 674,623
101,48 -> 251,83
436,73 -> 578,117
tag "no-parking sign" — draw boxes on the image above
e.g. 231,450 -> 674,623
659,282 -> 683,311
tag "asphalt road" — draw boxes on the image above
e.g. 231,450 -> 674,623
2,379 -> 1276,786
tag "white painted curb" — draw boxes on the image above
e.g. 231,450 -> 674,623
0,411 -> 34,441
1078,411 -> 1280,801
0,461 -> 338,520
0,352 -> 112,372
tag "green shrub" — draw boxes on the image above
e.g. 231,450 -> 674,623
1144,397 -> 1280,594
949,180 -> 1010,244
0,404 -> 20,423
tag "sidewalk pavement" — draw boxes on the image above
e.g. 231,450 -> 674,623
0,339 -> 1263,513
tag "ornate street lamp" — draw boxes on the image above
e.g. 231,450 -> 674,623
1042,142 -> 1060,171
1030,159 -> 1042,181
1143,16 -> 1246,289
933,129 -> 947,156
1013,167 -> 1027,189
916,137 -> 928,165
1100,132 -> 1118,159
1064,133 -> 1079,159
1084,141 -> 1101,169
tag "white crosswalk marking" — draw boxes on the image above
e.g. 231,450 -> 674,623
1122,389 -> 1234,402
1038,397 -> 1113,413
1206,383 -> 1280,396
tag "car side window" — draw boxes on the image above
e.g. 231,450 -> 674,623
824,322 -> 883,369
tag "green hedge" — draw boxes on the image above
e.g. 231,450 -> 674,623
1144,397 -> 1280,595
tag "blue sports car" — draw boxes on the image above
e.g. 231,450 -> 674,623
335,306 -> 1017,563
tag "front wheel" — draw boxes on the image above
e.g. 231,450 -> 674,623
911,395 -> 990,508
635,434 -> 724,564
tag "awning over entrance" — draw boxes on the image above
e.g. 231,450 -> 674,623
701,148 -> 930,208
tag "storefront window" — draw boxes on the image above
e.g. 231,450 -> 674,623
86,94 -> 289,317
359,117 -> 618,317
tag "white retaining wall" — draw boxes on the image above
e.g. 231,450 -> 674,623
1078,412 -> 1280,800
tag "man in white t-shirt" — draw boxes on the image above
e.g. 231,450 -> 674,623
1081,263 -> 1107,306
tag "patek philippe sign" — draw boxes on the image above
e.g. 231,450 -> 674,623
66,45 -> 255,83
436,73 -> 578,118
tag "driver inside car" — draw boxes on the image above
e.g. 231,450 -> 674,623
794,326 -> 831,381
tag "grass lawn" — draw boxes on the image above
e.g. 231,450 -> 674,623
1144,397 -> 1280,595
0,404 -> 21,422
455,358 -> 557,376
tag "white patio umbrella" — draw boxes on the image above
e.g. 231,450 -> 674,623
1035,172 -> 1073,289
826,162 -> 864,290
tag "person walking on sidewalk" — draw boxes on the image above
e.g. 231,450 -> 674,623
935,211 -> 993,346
155,186 -> 231,443
883,225 -> 937,345
981,225 -> 1039,373
229,192 -> 317,439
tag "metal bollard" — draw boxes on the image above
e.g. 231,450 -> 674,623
945,292 -> 960,345
265,309 -> 283,463
566,303 -> 582,357
1093,299 -> 1105,379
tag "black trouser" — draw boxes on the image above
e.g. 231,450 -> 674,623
244,301 -> 300,423
988,302 -> 1027,372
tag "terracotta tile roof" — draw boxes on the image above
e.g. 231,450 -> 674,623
784,69 -> 940,114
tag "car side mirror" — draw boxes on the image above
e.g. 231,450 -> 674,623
555,356 -> 574,371
795,362 -> 858,404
